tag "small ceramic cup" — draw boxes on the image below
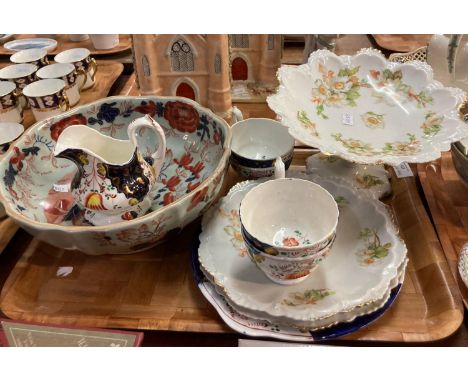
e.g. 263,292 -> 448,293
10,48 -> 49,68
230,118 -> 295,179
89,34 -> 119,50
240,178 -> 339,258
0,63 -> 38,108
0,81 -> 23,123
54,48 -> 97,90
0,122 -> 24,218
69,34 -> 89,42
23,79 -> 70,121
243,232 -> 334,285
37,63 -> 86,107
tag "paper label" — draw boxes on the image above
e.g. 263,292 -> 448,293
393,162 -> 413,178
342,113 -> 354,126
53,184 -> 70,193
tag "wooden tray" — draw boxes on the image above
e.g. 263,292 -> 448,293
0,147 -> 463,342
418,152 -> 468,308
372,34 -> 432,53
0,60 -> 124,130
0,35 -> 131,56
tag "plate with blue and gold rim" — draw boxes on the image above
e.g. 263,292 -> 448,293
267,48 -> 468,166
198,172 -> 407,325
4,38 -> 57,52
192,242 -> 405,342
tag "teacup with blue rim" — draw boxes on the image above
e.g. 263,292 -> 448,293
0,63 -> 38,109
23,79 -> 70,122
239,178 -> 339,284
54,48 -> 97,90
37,63 -> 86,107
0,81 -> 23,123
10,48 -> 50,68
230,118 -> 294,179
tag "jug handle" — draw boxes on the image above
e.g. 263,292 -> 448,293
127,114 -> 167,176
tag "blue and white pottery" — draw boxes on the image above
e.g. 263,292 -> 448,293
4,38 -> 57,53
22,79 -> 70,121
230,118 -> 294,179
55,48 -> 97,90
0,81 -> 23,123
0,96 -> 231,255
10,48 -> 50,68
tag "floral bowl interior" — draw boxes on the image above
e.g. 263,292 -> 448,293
0,96 -> 227,227
267,48 -> 468,165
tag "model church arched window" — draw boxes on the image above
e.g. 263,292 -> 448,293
230,34 -> 249,48
268,35 -> 275,50
214,54 -> 221,74
171,39 -> 194,72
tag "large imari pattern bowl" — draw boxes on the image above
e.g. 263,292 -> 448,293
0,96 -> 231,255
267,49 -> 468,165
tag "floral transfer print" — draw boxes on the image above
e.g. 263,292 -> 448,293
357,228 -> 392,265
220,207 -> 248,257
361,112 -> 384,129
382,133 -> 420,155
334,196 -> 348,207
355,174 -> 384,189
332,133 -> 421,157
369,69 -> 433,108
311,64 -> 369,119
275,230 -> 312,247
331,133 -> 377,156
421,112 -> 443,137
297,110 -> 319,137
282,289 -> 335,306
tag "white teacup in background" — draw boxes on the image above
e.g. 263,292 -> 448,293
54,48 -> 97,90
89,34 -> 119,50
37,63 -> 86,106
23,79 -> 70,121
68,34 -> 89,42
0,63 -> 38,108
0,81 -> 23,123
10,48 -> 49,68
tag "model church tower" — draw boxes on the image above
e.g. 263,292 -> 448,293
132,34 -> 232,118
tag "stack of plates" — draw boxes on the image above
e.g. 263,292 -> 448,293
194,169 -> 408,342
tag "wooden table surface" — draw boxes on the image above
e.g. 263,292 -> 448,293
1,40 -> 467,346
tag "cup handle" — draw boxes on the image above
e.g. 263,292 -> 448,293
76,68 -> 87,91
274,156 -> 285,179
89,57 -> 98,82
13,89 -> 27,111
59,91 -> 70,112
231,106 -> 244,124
127,114 -> 167,177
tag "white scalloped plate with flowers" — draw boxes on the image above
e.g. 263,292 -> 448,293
198,172 -> 407,323
267,48 -> 468,166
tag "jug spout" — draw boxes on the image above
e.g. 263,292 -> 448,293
54,124 -> 136,166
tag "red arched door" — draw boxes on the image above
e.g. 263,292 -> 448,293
231,57 -> 248,80
176,82 -> 196,100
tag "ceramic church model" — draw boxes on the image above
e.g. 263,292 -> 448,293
229,34 -> 283,102
132,34 -> 232,118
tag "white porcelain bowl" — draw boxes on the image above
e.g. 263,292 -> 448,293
240,178 -> 339,259
268,48 -> 468,165
230,118 -> 294,178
